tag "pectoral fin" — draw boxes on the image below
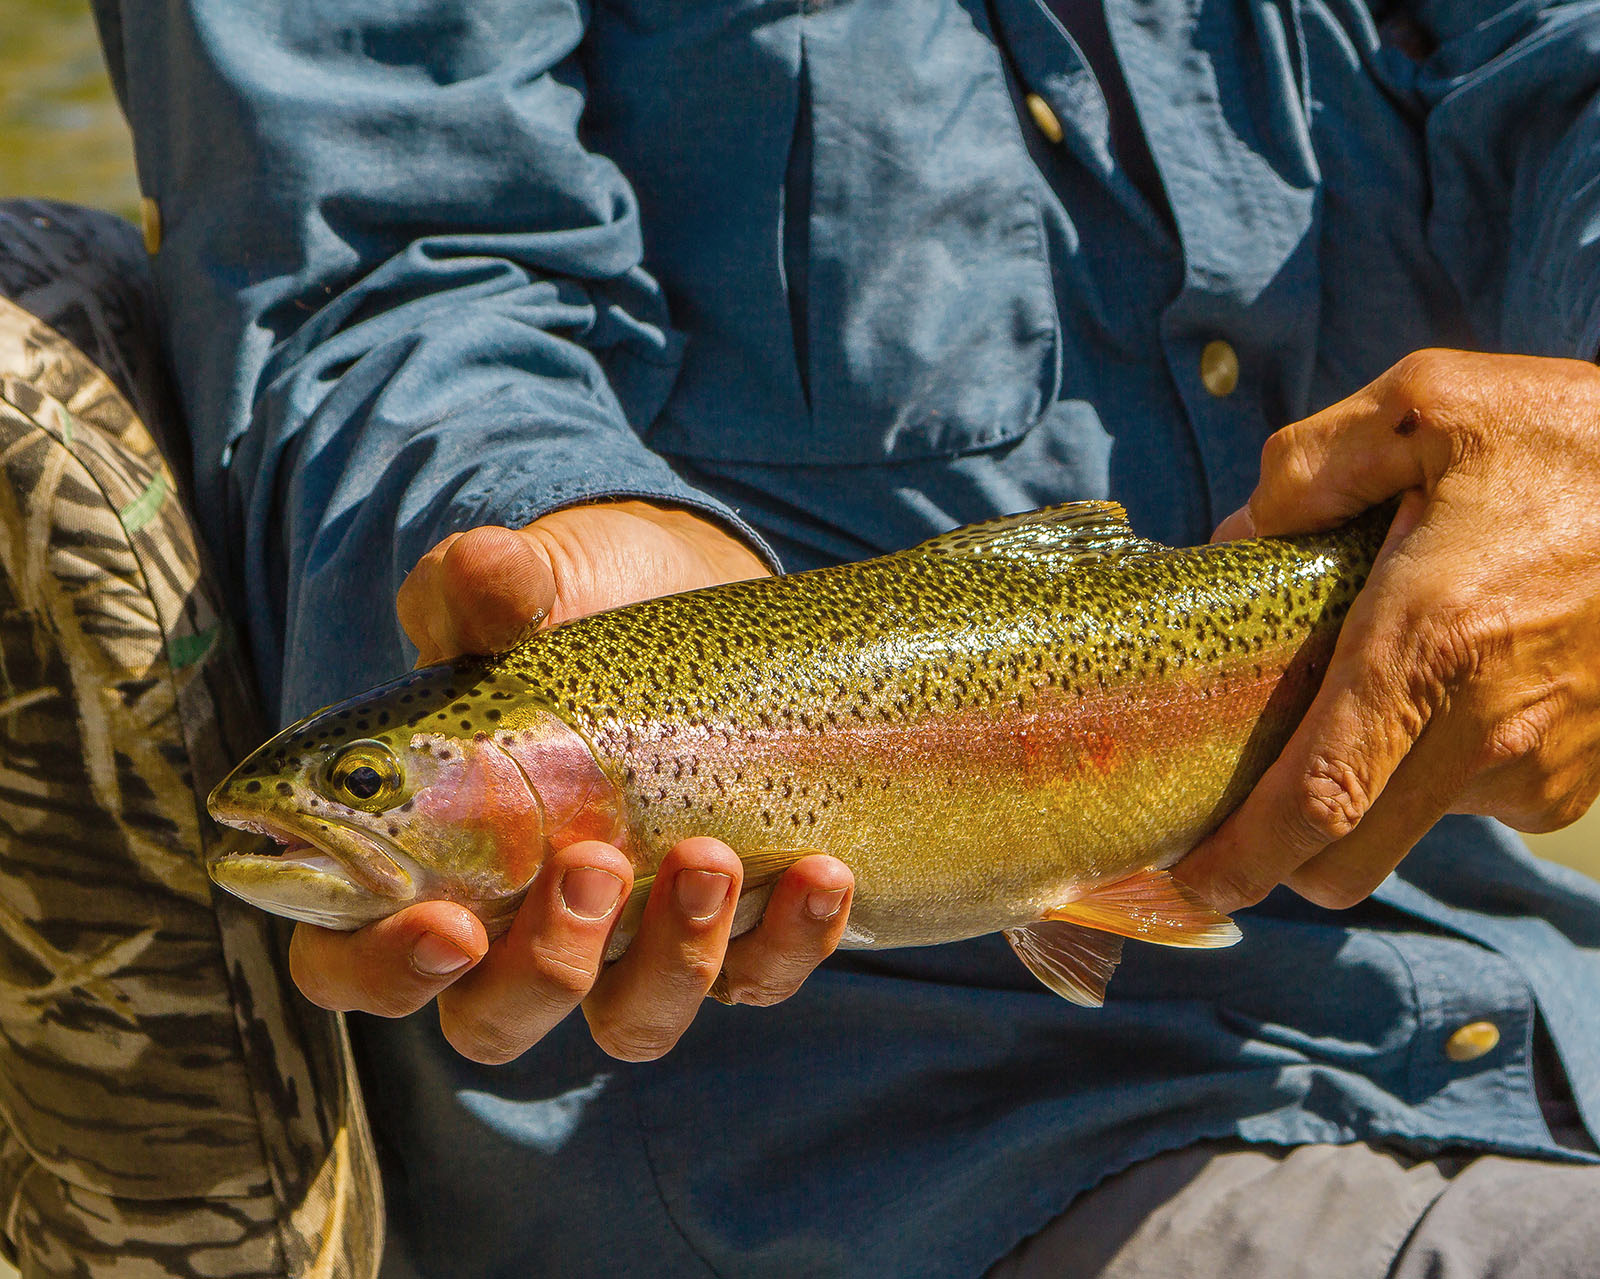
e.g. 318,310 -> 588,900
1044,868 -> 1240,948
618,847 -> 823,943
738,846 -> 825,888
1006,921 -> 1125,1007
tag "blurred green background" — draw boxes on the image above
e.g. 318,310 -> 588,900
4,0 -> 141,221
5,0 -> 1599,882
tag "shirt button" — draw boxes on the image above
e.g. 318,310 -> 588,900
1200,340 -> 1239,397
1445,1020 -> 1501,1063
1025,93 -> 1065,145
140,197 -> 163,256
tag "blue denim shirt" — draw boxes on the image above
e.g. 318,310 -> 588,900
93,0 -> 1600,1273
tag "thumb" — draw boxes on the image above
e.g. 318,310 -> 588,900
1243,363 -> 1455,538
398,526 -> 556,662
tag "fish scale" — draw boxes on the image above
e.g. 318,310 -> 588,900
207,501 -> 1389,1004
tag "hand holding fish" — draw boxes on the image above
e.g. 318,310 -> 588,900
288,501 -> 856,1063
1182,350 -> 1600,913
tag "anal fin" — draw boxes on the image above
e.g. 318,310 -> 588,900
1006,921 -> 1125,1007
1045,868 -> 1240,949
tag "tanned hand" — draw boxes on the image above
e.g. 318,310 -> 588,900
289,501 -> 855,1063
1179,350 -> 1600,913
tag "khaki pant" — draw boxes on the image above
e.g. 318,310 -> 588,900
989,1140 -> 1600,1278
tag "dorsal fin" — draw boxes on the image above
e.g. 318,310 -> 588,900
908,501 -> 1158,567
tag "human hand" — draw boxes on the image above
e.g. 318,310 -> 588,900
289,501 -> 856,1062
1177,350 -> 1600,913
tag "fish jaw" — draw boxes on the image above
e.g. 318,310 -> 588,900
205,817 -> 418,931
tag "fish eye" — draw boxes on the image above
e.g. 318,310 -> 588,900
324,740 -> 405,811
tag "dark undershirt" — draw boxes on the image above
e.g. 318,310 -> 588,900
1037,0 -> 1170,220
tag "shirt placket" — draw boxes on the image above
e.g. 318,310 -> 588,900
1386,931 -> 1552,1151
1103,0 -> 1323,525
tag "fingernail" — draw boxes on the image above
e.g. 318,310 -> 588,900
560,867 -> 624,920
411,933 -> 474,977
675,869 -> 732,921
805,888 -> 847,921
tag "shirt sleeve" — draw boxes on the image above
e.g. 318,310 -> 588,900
92,0 -> 774,720
1406,0 -> 1600,360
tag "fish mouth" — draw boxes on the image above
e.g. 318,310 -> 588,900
207,806 -> 419,930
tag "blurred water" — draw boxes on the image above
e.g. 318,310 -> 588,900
2,1 -> 1597,889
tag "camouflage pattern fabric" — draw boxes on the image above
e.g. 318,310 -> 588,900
0,202 -> 382,1278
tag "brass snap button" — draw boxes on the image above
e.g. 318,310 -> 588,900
1200,339 -> 1239,397
140,197 -> 163,256
1444,1020 -> 1501,1063
1024,93 -> 1064,146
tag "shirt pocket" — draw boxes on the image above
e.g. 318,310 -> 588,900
641,0 -> 1063,467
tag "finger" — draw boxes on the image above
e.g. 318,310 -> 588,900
582,837 -> 742,1062
434,841 -> 631,1065
396,532 -> 460,665
1210,505 -> 1255,544
1176,524 -> 1436,913
717,855 -> 855,1006
288,901 -> 488,1019
1283,715 -> 1476,908
397,526 -> 555,663
1245,351 -> 1465,536
438,526 -> 555,653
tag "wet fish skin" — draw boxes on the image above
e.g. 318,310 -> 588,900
206,501 -> 1390,1003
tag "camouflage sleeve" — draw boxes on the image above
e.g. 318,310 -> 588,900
0,203 -> 381,1278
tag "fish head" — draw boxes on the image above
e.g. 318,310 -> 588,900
206,660 -> 622,936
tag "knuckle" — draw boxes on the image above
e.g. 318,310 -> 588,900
286,959 -> 340,1012
1207,863 -> 1278,911
525,947 -> 599,1003
1282,756 -> 1372,849
1540,788 -> 1594,832
587,1016 -> 677,1063
365,988 -> 434,1020
437,1008 -> 531,1066
1259,429 -> 1316,494
1415,599 -> 1507,678
292,976 -> 352,1014
728,967 -> 805,1008
1390,348 -> 1456,409
1291,864 -> 1372,911
1477,708 -> 1550,773
1509,770 -> 1590,834
679,952 -> 727,993
288,938 -> 362,1014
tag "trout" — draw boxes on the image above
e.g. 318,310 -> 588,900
206,501 -> 1388,1005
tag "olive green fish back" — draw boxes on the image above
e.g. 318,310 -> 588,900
498,502 -> 1379,744
0,204 -> 381,1278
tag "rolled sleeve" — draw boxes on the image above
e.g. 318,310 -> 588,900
95,0 -> 768,719
1411,0 -> 1600,359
